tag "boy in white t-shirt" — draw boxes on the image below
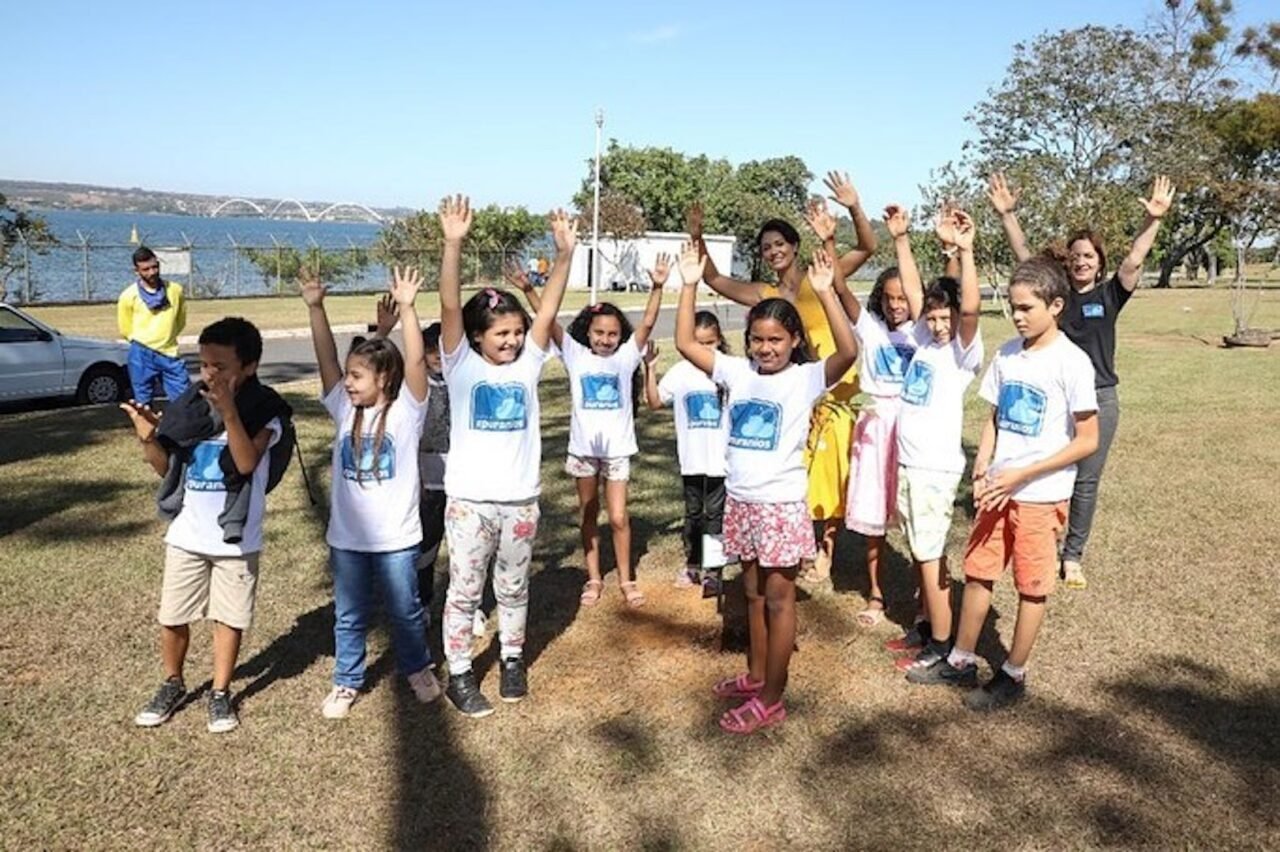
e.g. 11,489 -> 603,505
120,317 -> 289,734
908,258 -> 1099,711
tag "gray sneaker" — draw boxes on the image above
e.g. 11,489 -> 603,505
905,656 -> 978,687
207,689 -> 239,733
135,677 -> 186,727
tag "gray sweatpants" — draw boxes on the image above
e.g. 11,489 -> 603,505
1063,386 -> 1120,563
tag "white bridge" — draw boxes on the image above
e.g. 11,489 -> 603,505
208,197 -> 384,223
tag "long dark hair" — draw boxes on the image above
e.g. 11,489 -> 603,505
868,266 -> 900,323
694,310 -> 730,354
462,287 -> 531,354
567,301 -> 634,348
744,297 -> 812,366
346,337 -> 403,483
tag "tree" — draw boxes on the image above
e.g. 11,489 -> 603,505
0,194 -> 57,303
375,204 -> 546,288
241,245 -> 370,292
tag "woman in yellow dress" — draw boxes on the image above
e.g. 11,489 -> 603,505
688,171 -> 877,588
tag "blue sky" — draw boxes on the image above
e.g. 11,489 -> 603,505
5,1 -> 1273,214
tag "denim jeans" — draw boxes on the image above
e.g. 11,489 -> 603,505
1062,385 -> 1120,563
330,545 -> 430,689
127,341 -> 190,405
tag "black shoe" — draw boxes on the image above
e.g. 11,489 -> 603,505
964,669 -> 1026,711
905,656 -> 978,687
445,671 -> 495,718
896,639 -> 949,673
134,676 -> 186,727
499,657 -> 528,703
207,689 -> 239,733
700,570 -> 723,600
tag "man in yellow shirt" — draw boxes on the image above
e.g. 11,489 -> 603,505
117,246 -> 190,406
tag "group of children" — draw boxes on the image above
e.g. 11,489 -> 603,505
121,171 -> 1174,734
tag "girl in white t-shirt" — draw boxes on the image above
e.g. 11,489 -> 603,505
643,310 -> 730,596
437,197 -> 576,719
302,265 -> 440,720
843,205 -> 925,628
676,243 -> 857,735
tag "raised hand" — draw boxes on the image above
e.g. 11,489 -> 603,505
1140,175 -> 1175,219
439,194 -> 473,241
643,340 -> 659,365
952,208 -> 976,251
808,248 -> 835,292
678,240 -> 706,286
986,172 -> 1020,215
549,208 -> 578,254
503,259 -> 533,292
686,201 -> 704,240
299,276 -> 327,306
804,198 -> 837,243
375,293 -> 399,336
648,252 -> 672,288
884,204 -> 910,239
119,399 -> 161,441
824,170 -> 861,209
389,264 -> 423,307
199,372 -> 240,419
934,205 -> 959,247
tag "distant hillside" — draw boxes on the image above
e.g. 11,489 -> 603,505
0,179 -> 415,222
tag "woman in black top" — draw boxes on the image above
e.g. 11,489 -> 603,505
987,174 -> 1175,589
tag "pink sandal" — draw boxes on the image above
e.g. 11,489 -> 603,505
719,696 -> 787,735
712,673 -> 764,699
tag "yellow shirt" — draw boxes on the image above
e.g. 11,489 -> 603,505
761,276 -> 859,402
117,281 -> 186,357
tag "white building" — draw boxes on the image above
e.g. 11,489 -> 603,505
566,231 -> 736,291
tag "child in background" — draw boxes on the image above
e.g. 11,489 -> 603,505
677,243 -> 857,734
117,246 -> 190,407
908,258 -> 1099,710
302,266 -> 441,720
643,311 -> 731,597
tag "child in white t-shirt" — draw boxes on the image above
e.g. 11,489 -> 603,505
643,310 -> 731,596
891,210 -> 984,675
676,243 -> 857,735
843,205 -> 925,628
908,257 -> 1099,712
302,266 -> 441,720
437,199 -> 577,719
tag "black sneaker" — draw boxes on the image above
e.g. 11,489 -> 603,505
885,620 -> 930,654
964,669 -> 1026,711
445,671 -> 495,718
207,689 -> 239,733
895,639 -> 948,673
134,676 -> 186,727
499,657 -> 528,703
701,570 -> 723,600
905,656 -> 978,687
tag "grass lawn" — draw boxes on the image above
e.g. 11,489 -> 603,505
2,288 -> 1278,849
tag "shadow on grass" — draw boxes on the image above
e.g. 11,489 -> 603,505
0,478 -> 134,538
0,403 -> 121,466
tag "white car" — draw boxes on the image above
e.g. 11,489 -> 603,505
0,303 -> 132,404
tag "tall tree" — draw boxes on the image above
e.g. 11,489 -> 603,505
0,194 -> 57,303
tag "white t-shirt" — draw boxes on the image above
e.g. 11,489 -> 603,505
712,353 -> 830,504
657,359 -> 728,477
323,384 -> 428,552
561,335 -> 641,458
978,333 -> 1099,503
165,418 -> 283,557
854,310 -> 919,397
442,337 -> 552,502
898,324 -> 984,474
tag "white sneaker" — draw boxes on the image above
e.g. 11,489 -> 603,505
473,609 -> 487,638
321,685 -> 359,719
407,668 -> 442,704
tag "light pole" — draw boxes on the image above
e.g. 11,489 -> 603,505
590,107 -> 604,305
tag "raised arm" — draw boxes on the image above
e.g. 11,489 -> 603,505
807,248 -> 858,385
300,277 -> 342,395
438,194 -> 473,355
120,401 -> 168,476
642,341 -> 664,411
824,171 -> 878,277
935,203 -> 962,280
529,209 -> 576,350
886,205 -> 924,321
632,252 -> 670,349
372,293 -> 399,339
675,241 -> 715,376
1118,175 -> 1175,291
986,172 -> 1032,263
391,265 -> 428,402
686,201 -> 762,307
505,260 -> 563,347
805,199 -> 862,325
952,209 -> 981,348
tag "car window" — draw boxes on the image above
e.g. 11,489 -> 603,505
0,308 -> 49,343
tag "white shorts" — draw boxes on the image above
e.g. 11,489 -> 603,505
565,454 -> 631,482
896,465 -> 962,562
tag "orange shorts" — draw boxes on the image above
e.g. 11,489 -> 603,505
962,500 -> 1067,597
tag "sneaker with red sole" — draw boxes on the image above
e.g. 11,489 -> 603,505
884,621 -> 929,655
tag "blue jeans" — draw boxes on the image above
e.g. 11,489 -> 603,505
330,545 -> 430,689
127,342 -> 190,405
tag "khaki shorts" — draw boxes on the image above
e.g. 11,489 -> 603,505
565,453 -> 631,482
158,545 -> 260,630
896,465 -> 963,562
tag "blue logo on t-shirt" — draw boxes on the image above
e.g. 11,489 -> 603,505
341,433 -> 397,481
872,343 -> 915,383
471,382 -> 527,431
186,441 -> 228,492
1083,303 -> 1105,319
997,381 -> 1047,437
580,373 -> 622,410
728,399 -> 781,451
682,391 -> 722,428
901,360 -> 935,407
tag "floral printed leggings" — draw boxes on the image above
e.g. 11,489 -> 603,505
443,497 -> 540,674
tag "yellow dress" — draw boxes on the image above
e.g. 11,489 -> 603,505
761,277 -> 859,521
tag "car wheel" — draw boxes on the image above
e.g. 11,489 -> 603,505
77,364 -> 126,404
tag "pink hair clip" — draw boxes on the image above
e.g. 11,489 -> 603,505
484,287 -> 500,309
590,302 -> 605,313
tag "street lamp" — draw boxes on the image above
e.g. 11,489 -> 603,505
590,107 -> 604,305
